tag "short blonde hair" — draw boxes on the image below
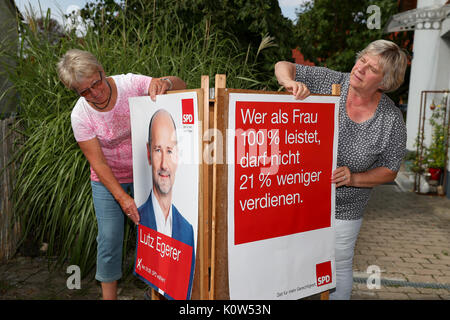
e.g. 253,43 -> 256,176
356,40 -> 408,92
57,49 -> 103,89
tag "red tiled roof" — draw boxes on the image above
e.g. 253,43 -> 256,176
292,48 -> 314,66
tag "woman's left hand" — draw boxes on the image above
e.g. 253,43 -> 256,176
149,77 -> 172,101
117,193 -> 140,225
332,166 -> 352,187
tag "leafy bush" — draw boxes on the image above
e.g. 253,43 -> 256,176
423,99 -> 448,169
2,7 -> 270,277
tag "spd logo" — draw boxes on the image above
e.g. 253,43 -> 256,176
316,261 -> 332,287
181,98 -> 194,124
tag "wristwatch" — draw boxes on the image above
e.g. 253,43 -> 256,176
161,77 -> 173,90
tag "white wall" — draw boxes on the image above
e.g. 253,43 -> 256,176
440,15 -> 450,173
405,0 -> 449,150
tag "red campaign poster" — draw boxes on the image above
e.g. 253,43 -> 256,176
234,101 -> 336,245
135,224 -> 193,300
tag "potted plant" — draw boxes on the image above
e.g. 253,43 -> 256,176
423,98 -> 448,181
411,154 -> 426,174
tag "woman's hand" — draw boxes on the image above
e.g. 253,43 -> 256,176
331,166 -> 352,188
284,80 -> 311,100
117,193 -> 140,225
149,77 -> 173,101
274,61 -> 310,100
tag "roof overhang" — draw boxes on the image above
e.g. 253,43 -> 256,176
383,4 -> 450,33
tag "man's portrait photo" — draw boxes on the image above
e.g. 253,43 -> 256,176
129,93 -> 199,300
139,109 -> 194,248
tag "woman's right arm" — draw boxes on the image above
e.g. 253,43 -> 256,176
274,61 -> 310,100
78,138 -> 140,225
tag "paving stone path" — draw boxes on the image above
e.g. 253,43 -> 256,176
351,185 -> 450,300
1,184 -> 449,300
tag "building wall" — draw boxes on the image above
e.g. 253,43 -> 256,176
445,19 -> 450,193
405,0 -> 449,151
292,49 -> 315,66
0,0 -> 19,117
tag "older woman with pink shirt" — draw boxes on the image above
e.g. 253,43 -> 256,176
57,49 -> 186,300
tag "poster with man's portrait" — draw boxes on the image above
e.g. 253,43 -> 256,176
129,92 -> 199,300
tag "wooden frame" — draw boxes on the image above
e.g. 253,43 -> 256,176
209,81 -> 341,300
149,78 -> 340,300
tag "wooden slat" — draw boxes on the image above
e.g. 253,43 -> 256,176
209,74 -> 226,299
332,84 -> 341,96
200,75 -> 210,299
0,117 -> 21,262
212,87 -> 230,299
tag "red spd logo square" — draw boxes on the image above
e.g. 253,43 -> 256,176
316,261 -> 332,287
181,99 -> 194,124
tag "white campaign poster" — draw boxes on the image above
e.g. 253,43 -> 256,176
227,93 -> 339,300
129,92 -> 199,300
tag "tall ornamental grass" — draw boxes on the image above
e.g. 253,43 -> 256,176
2,7 -> 273,277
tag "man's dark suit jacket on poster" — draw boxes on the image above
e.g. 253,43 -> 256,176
134,192 -> 195,300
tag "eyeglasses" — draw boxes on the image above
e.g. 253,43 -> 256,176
78,71 -> 103,97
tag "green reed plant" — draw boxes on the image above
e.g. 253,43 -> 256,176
2,6 -> 272,277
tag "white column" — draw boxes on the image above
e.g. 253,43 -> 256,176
405,0 -> 448,150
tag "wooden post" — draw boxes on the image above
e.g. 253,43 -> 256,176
0,117 -> 21,263
200,75 -> 210,299
209,74 -> 226,299
320,290 -> 329,300
151,289 -> 165,300
332,84 -> 341,96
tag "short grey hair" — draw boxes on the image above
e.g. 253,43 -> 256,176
356,40 -> 408,93
56,49 -> 103,90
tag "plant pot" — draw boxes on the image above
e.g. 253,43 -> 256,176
428,167 -> 443,181
419,174 -> 430,193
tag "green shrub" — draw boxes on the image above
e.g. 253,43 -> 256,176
2,7 -> 270,277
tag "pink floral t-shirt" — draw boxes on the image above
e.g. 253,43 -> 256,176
71,73 -> 152,183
